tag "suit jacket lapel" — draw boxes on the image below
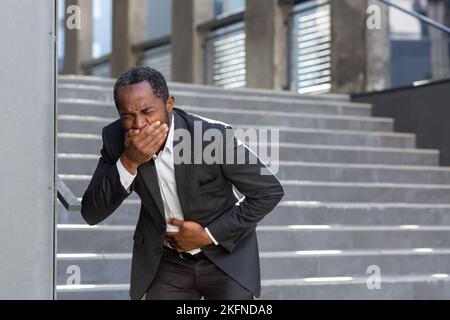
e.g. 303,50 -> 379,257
136,108 -> 191,220
173,109 -> 193,218
137,159 -> 165,219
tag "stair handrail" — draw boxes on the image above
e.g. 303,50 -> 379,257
378,0 -> 450,34
57,175 -> 81,212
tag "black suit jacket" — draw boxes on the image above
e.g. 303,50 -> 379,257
81,107 -> 284,300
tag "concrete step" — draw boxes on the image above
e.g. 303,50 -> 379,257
58,75 -> 116,87
57,253 -> 132,285
56,224 -> 450,252
256,226 -> 450,251
55,249 -> 450,285
58,157 -> 98,177
62,150 -> 422,191
260,276 -> 450,299
282,181 -> 450,203
57,146 -> 439,182
58,174 -> 143,198
58,88 -> 369,116
58,75 -> 351,101
56,128 -> 416,154
237,125 -> 415,147
175,91 -> 367,116
58,133 -> 102,154
59,159 -> 450,186
56,284 -> 130,300
230,143 -> 440,166
58,99 -> 117,118
57,106 -> 393,133
274,162 -> 450,184
59,175 -> 450,205
182,106 -> 393,131
57,159 -> 450,185
57,199 -> 140,226
55,275 -> 450,299
59,198 -> 450,227
57,225 -> 135,253
58,115 -> 400,148
261,202 -> 450,226
260,249 -> 450,279
58,153 -> 445,195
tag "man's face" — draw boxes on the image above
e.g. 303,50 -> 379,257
116,81 -> 174,132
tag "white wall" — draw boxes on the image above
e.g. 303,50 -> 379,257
0,0 -> 56,299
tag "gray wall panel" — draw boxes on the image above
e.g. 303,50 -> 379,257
0,0 -> 56,299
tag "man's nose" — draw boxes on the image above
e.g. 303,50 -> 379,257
133,116 -> 148,130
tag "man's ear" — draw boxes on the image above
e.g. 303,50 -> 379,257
166,95 -> 175,113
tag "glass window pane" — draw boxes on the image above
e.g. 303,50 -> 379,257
147,0 -> 172,40
58,0 -> 65,70
92,0 -> 112,58
215,0 -> 245,17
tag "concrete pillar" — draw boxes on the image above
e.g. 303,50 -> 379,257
62,0 -> 93,75
171,0 -> 215,84
366,0 -> 390,91
330,0 -> 390,93
111,0 -> 148,77
0,0 -> 56,299
245,0 -> 293,90
428,0 -> 450,79
446,1 -> 450,26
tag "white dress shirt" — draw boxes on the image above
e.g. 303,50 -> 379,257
116,113 -> 218,255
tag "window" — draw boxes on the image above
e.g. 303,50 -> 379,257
92,0 -> 112,58
215,0 -> 245,17
147,0 -> 172,40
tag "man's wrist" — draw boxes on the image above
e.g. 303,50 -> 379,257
120,154 -> 138,175
203,227 -> 218,246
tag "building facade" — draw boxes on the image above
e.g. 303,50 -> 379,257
59,0 -> 450,94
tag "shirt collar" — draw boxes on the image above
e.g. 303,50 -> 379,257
165,112 -> 175,154
153,113 -> 174,159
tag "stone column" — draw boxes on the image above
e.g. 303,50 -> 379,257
245,0 -> 293,90
330,0 -> 390,93
111,0 -> 148,77
428,0 -> 450,80
62,0 -> 93,75
171,0 -> 215,84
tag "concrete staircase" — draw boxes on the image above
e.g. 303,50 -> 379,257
56,75 -> 450,299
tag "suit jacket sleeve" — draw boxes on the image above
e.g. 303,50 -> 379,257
205,125 -> 284,253
81,126 -> 135,225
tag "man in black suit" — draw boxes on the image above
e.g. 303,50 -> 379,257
81,66 -> 284,300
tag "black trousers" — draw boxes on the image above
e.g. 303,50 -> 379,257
145,246 -> 254,300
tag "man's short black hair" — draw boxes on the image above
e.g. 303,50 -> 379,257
113,66 -> 169,109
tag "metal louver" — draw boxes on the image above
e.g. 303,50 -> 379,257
291,0 -> 331,94
139,44 -> 172,81
204,21 -> 246,89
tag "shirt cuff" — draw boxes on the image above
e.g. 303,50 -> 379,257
116,158 -> 137,193
204,227 -> 219,245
